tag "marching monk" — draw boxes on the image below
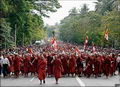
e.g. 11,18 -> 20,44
104,56 -> 111,78
69,54 -> 76,77
93,55 -> 100,78
23,55 -> 30,77
52,55 -> 63,84
13,54 -> 21,78
47,53 -> 53,77
38,54 -> 47,85
29,54 -> 36,76
20,55 -> 24,76
33,55 -> 38,75
61,54 -> 69,76
110,54 -> 117,76
84,56 -> 93,78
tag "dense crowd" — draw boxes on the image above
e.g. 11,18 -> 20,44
0,42 -> 120,84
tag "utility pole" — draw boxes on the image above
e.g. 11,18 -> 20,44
5,37 -> 6,50
23,33 -> 24,46
15,24 -> 17,48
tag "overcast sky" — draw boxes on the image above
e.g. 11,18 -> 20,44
43,0 -> 97,26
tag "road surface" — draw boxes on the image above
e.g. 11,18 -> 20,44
1,74 -> 120,86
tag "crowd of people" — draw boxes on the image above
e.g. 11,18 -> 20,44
0,41 -> 120,85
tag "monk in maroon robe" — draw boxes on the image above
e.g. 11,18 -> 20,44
61,54 -> 69,76
47,54 -> 53,77
13,54 -> 21,78
52,55 -> 63,84
33,55 -> 38,75
69,55 -> 76,76
99,55 -> 105,75
20,55 -> 24,75
38,55 -> 47,85
23,55 -> 30,77
104,56 -> 111,78
29,55 -> 35,76
84,56 -> 93,78
93,56 -> 100,78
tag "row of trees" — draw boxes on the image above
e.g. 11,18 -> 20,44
59,0 -> 120,48
0,0 -> 61,49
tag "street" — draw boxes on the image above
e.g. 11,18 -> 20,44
1,75 -> 120,86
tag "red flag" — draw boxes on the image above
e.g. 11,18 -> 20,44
84,36 -> 88,51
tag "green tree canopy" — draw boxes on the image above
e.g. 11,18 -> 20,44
58,1 -> 120,48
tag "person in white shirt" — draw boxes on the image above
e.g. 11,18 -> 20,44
117,54 -> 120,75
2,54 -> 10,77
0,55 -> 3,76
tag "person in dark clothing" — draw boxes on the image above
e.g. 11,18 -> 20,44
76,56 -> 83,77
0,58 -> 2,76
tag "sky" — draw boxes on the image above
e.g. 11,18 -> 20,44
43,0 -> 97,26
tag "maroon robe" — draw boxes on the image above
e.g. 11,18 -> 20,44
29,57 -> 35,73
69,57 -> 76,74
85,58 -> 93,77
99,56 -> 105,74
47,55 -> 53,75
61,55 -> 69,75
53,58 -> 63,79
104,57 -> 111,77
38,59 -> 47,80
23,56 -> 30,74
7,55 -> 14,73
93,57 -> 100,77
13,55 -> 21,77
76,57 -> 83,75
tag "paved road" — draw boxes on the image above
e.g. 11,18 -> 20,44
1,75 -> 120,86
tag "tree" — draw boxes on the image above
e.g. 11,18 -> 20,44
69,7 -> 78,16
58,0 -> 120,48
95,0 -> 115,15
80,4 -> 89,15
0,0 -> 61,48
34,0 -> 61,17
0,18 -> 14,49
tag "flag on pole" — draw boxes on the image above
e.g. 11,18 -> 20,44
75,47 -> 81,56
104,25 -> 109,40
52,40 -> 58,50
84,36 -> 88,51
92,42 -> 96,54
28,48 -> 33,54
50,37 -> 58,50
50,37 -> 55,44
104,29 -> 109,40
